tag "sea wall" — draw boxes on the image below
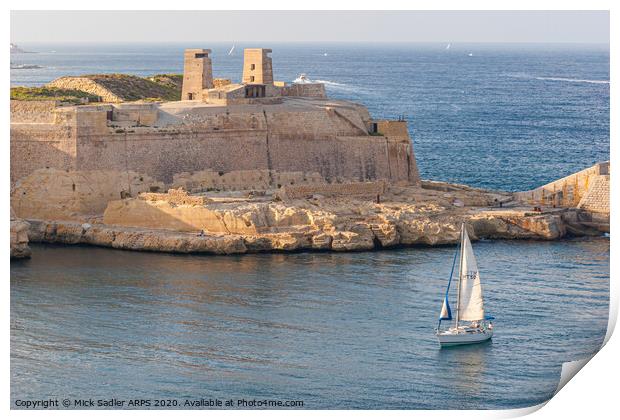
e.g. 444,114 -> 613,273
514,162 -> 609,207
281,83 -> 327,98
578,175 -> 610,216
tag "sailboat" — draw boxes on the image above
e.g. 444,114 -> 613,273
436,223 -> 494,346
228,45 -> 235,56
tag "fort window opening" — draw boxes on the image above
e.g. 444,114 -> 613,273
245,85 -> 266,98
250,76 -> 255,82
188,93 -> 194,100
194,53 -> 207,58
250,64 -> 256,70
106,111 -> 113,121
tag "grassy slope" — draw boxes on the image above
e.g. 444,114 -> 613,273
10,86 -> 101,104
82,73 -> 182,101
11,73 -> 184,104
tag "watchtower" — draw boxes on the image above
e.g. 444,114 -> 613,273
181,49 -> 214,101
242,48 -> 273,85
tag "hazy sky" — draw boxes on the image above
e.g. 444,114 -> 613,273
11,10 -> 609,44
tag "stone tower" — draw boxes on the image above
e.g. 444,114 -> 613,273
181,49 -> 214,101
242,48 -> 273,84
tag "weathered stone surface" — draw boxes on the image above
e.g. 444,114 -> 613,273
469,213 -> 566,240
27,220 -> 246,255
10,219 -> 31,259
21,179 -> 600,256
11,168 -> 164,221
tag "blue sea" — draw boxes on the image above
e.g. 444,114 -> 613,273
10,43 -> 610,410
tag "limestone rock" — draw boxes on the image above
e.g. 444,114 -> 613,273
26,220 -> 246,255
10,219 -> 31,259
331,224 -> 375,251
469,213 -> 566,240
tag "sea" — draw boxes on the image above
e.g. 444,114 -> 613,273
10,43 -> 610,409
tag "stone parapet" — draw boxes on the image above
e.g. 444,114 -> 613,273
278,180 -> 386,200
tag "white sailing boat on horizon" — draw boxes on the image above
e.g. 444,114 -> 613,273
436,223 -> 494,346
228,45 -> 235,56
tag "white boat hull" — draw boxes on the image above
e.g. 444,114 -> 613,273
436,328 -> 493,347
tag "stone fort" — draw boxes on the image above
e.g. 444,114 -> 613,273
11,47 -> 419,218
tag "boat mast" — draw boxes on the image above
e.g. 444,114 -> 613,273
455,223 -> 464,327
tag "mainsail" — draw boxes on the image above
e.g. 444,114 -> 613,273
457,228 -> 485,321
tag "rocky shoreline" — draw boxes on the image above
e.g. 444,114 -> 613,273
11,178 -> 607,258
17,207 -> 596,257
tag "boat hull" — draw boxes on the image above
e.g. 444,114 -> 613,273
436,329 -> 493,347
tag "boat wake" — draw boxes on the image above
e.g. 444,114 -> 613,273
293,74 -> 346,87
292,74 -> 372,95
534,76 -> 609,85
504,72 -> 609,85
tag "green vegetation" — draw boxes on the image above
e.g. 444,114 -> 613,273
82,73 -> 182,101
147,74 -> 183,92
10,86 -> 100,104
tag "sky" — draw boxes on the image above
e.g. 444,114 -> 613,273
11,10 -> 609,44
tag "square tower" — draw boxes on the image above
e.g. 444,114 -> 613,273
242,48 -> 273,85
181,49 -> 213,101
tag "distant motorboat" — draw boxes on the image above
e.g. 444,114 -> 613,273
294,73 -> 311,84
435,223 -> 494,347
468,53 -> 474,57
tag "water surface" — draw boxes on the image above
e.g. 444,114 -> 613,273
11,239 -> 609,409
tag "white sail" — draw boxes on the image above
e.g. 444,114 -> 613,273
228,45 -> 235,55
457,228 -> 485,321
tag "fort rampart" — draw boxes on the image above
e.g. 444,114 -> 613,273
11,99 -> 419,189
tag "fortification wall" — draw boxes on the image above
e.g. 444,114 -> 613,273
11,100 -> 59,123
268,135 -> 390,182
75,128 -> 270,183
11,100 -> 419,218
172,169 -> 325,191
11,168 -> 163,220
10,123 -> 77,185
281,83 -> 327,98
578,175 -> 610,215
514,162 -> 609,207
279,181 -> 385,199
264,108 -> 367,138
